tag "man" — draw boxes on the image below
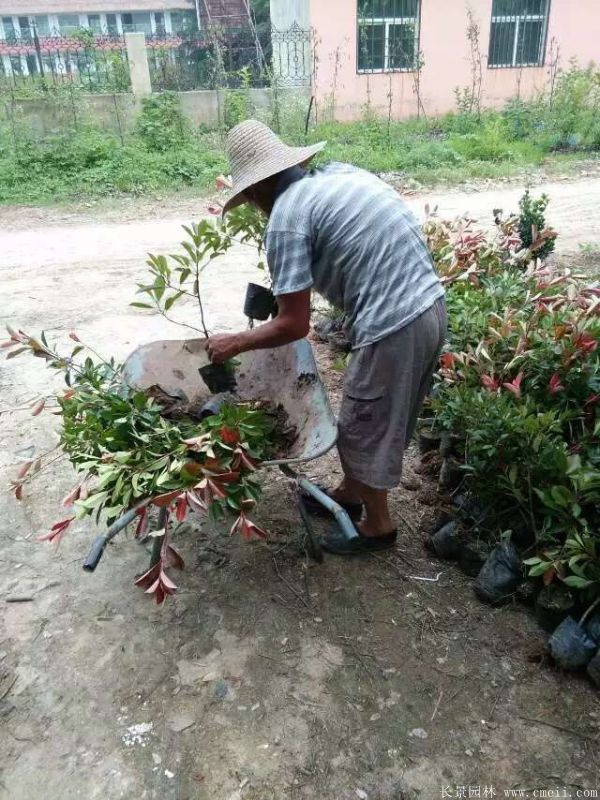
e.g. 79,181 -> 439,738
206,120 -> 446,554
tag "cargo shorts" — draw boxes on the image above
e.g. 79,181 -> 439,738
337,297 -> 447,490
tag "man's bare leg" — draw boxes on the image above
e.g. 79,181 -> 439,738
331,475 -> 394,537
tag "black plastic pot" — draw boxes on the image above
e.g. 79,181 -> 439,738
429,520 -> 462,560
585,614 -> 600,644
194,391 -> 237,419
474,541 -> 522,605
440,432 -> 461,458
199,363 -> 237,394
244,283 -> 277,321
535,584 -> 576,633
418,428 -> 441,454
587,650 -> 600,688
549,616 -> 597,671
423,507 -> 455,536
439,457 -> 463,492
458,537 -> 490,578
516,580 -> 538,606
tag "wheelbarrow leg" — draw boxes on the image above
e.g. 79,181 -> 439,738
297,494 -> 323,563
280,466 -> 359,561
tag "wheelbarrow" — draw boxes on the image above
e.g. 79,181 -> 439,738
82,337 -> 359,574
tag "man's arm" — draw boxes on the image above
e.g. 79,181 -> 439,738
205,288 -> 311,364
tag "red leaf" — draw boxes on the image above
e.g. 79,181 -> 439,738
175,495 -> 188,522
31,398 -> 46,416
15,484 -> 23,501
182,461 -> 203,477
135,507 -> 149,539
38,517 -> 74,546
219,426 -> 240,446
549,373 -> 565,394
134,562 -> 160,590
480,374 -> 499,392
134,561 -> 177,604
230,512 -> 268,541
61,482 -> 82,507
165,544 -> 185,571
69,331 -> 81,342
17,461 -> 33,480
574,331 -> 597,355
152,490 -> 181,507
63,389 -> 76,400
232,447 -> 259,472
186,489 -> 207,515
543,567 -> 556,586
439,352 -> 456,369
502,371 -> 523,398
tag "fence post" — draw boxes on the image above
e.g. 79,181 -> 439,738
125,32 -> 152,95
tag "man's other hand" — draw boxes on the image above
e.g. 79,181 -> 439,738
205,334 -> 243,364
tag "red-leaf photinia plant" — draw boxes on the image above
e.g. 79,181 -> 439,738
3,327 -> 273,605
5,197 -> 278,604
422,195 -> 600,602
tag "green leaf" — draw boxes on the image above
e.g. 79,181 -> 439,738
165,292 -> 184,311
562,575 -> 594,589
550,485 -> 573,508
130,302 -> 153,309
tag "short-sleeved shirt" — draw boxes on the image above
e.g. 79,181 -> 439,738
265,162 -> 444,348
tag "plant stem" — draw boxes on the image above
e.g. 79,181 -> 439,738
194,257 -> 210,339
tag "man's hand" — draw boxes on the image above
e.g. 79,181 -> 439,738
205,333 -> 243,364
205,288 -> 311,363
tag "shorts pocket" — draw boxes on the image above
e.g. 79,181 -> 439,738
346,393 -> 384,422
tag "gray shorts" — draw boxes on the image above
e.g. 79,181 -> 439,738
337,297 -> 447,490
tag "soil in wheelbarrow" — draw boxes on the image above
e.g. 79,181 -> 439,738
145,383 -> 298,460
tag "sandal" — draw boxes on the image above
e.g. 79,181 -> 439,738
299,484 -> 363,521
321,526 -> 397,555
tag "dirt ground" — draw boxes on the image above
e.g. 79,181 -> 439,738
1,179 -> 600,800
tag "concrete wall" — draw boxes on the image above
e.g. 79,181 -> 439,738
270,0 -> 309,29
2,87 -> 295,135
308,0 -> 600,121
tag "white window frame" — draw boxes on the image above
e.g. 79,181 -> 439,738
489,0 -> 550,68
357,13 -> 419,73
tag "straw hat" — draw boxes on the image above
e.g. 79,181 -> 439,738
222,119 -> 326,215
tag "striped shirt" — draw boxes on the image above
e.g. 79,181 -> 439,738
265,163 -> 444,348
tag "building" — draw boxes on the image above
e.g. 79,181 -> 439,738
0,1 -> 253,39
0,0 -> 253,80
271,0 -> 600,119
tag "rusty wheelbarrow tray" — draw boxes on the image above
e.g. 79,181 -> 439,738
83,338 -> 359,573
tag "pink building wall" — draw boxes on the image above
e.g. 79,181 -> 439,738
308,0 -> 600,121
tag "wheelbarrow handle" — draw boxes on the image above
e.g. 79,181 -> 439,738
82,500 -> 150,572
83,535 -> 107,572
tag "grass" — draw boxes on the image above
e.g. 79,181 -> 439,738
1,64 -> 600,205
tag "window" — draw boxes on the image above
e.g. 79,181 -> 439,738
106,13 -> 118,35
58,14 -> 81,35
488,0 -> 550,68
33,15 -> 50,37
154,12 -> 166,36
170,10 -> 198,34
357,0 -> 420,72
18,16 -> 32,41
88,14 -> 102,34
122,12 -> 152,33
2,16 -> 16,40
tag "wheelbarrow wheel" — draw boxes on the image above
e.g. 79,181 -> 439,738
298,496 -> 324,563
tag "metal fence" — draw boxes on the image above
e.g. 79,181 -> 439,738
0,23 -> 311,95
0,31 -> 130,93
148,23 -> 311,92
